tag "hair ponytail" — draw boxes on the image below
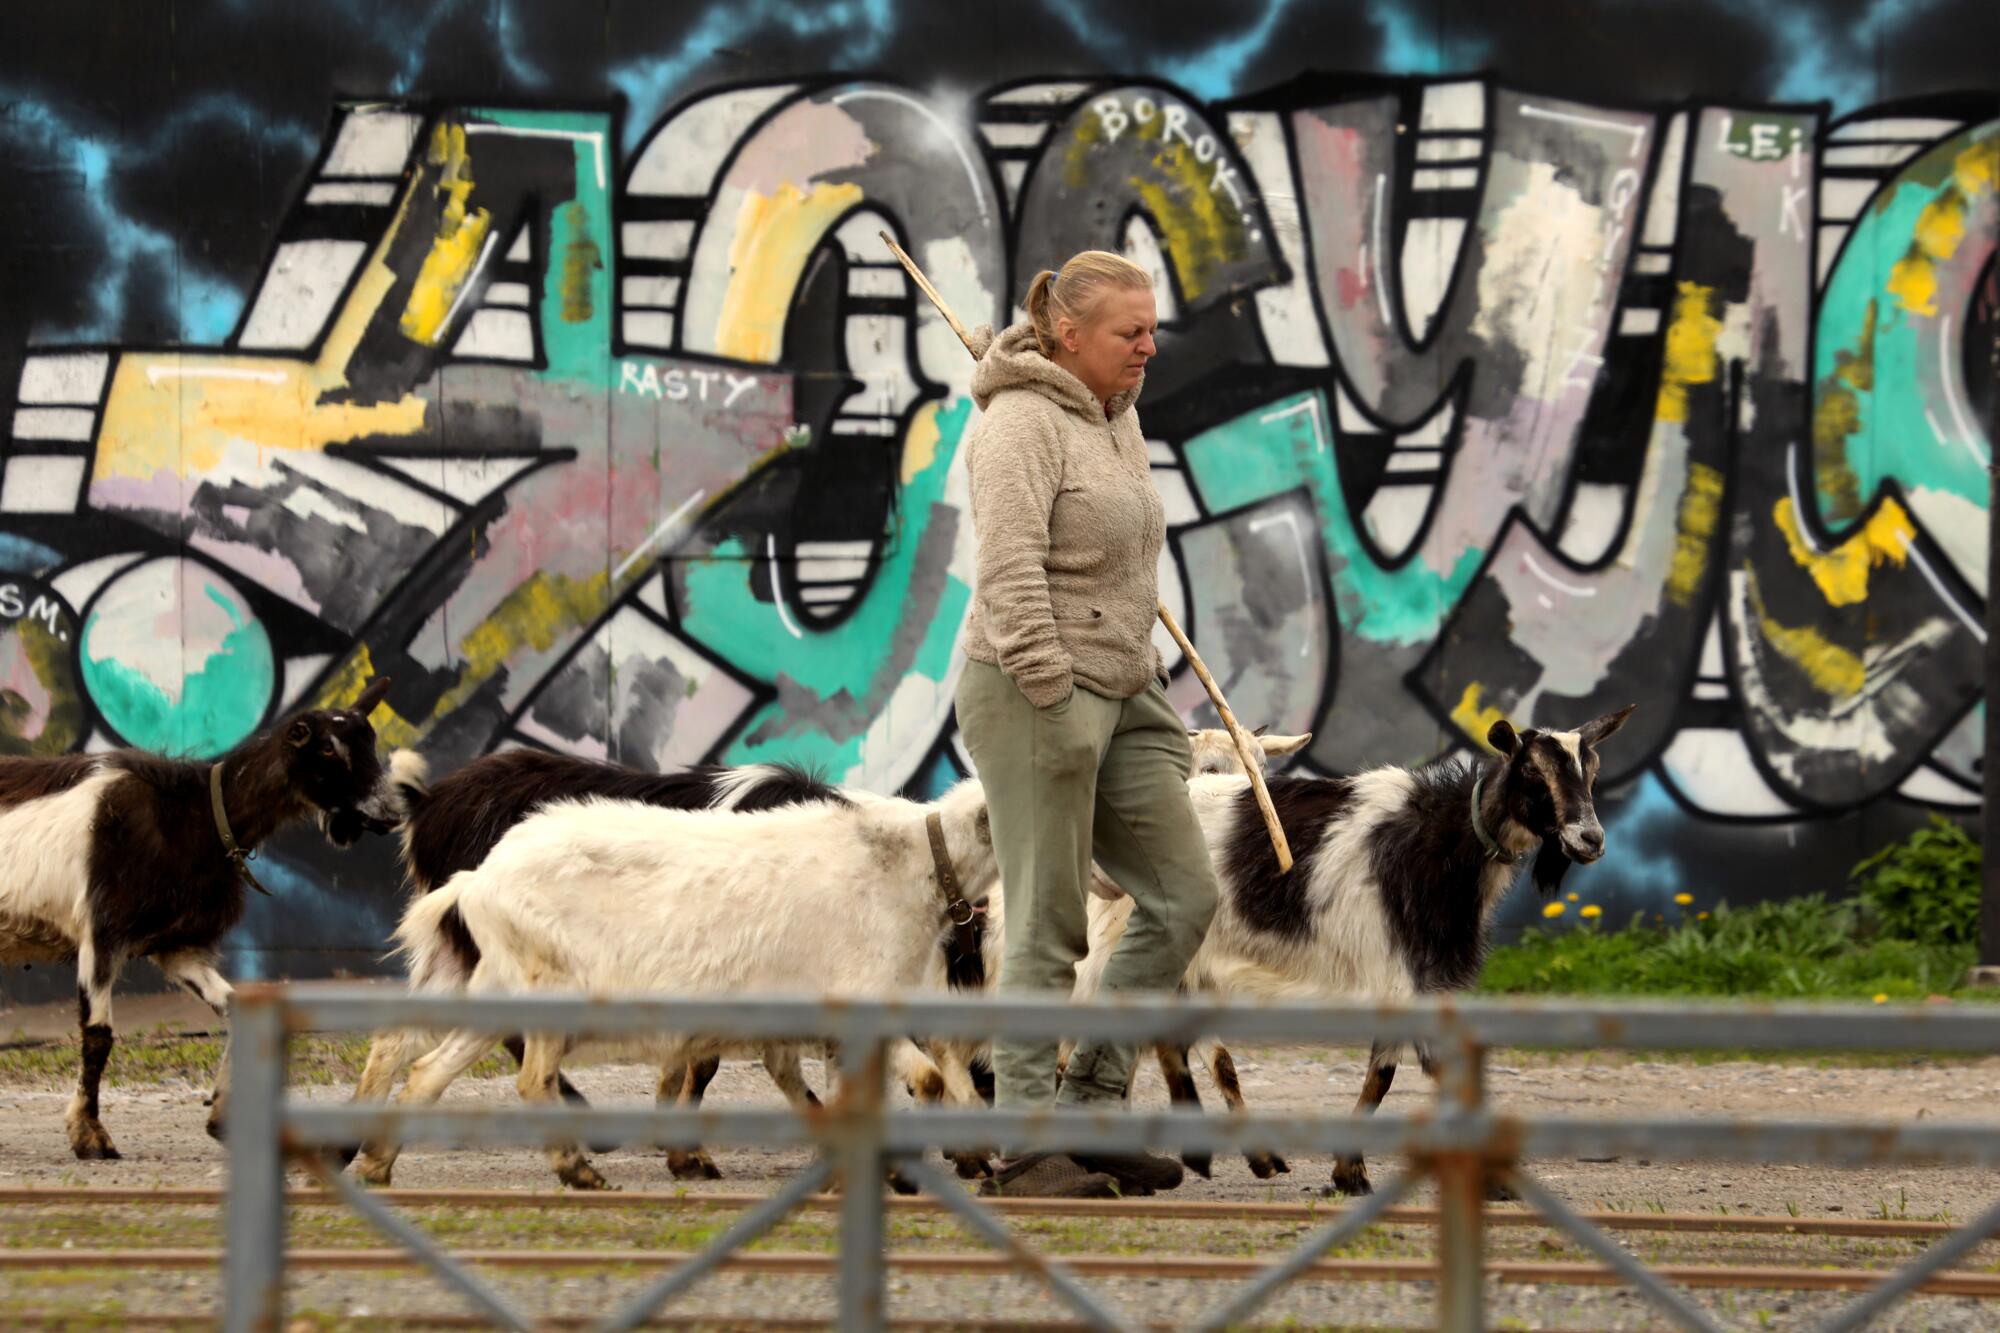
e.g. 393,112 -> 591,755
1024,269 -> 1060,357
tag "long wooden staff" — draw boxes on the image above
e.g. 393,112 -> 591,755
881,232 -> 1294,872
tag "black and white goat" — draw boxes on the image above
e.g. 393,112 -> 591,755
350,778 -> 999,1190
1061,708 -> 1634,1193
0,675 -> 397,1159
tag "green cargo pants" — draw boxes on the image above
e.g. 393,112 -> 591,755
955,659 -> 1220,1108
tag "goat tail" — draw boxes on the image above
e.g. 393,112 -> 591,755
385,748 -> 431,819
394,878 -> 480,993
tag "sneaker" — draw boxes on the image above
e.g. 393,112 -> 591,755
977,1152 -> 1119,1198
1073,1148 -> 1185,1193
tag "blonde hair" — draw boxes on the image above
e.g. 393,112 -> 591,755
1023,250 -> 1154,358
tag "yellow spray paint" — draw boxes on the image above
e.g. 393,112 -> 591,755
314,643 -> 421,746
399,125 -> 492,346
1772,494 -> 1913,608
1665,461 -> 1724,609
94,355 -> 428,484
1451,682 -> 1512,751
714,181 -> 864,363
422,569 -> 612,726
1886,140 -> 1998,318
559,200 -> 600,324
899,403 -> 943,486
1654,281 -> 1721,424
1747,577 -> 1866,697
1811,298 -> 1876,521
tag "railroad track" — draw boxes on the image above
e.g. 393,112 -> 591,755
0,1184 -> 1970,1239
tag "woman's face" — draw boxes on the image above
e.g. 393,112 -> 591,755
1059,286 -> 1158,404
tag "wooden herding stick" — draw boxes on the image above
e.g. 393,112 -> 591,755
881,231 -> 1295,872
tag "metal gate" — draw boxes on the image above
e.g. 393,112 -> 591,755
223,986 -> 2000,1331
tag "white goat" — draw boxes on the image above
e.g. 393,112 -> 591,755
350,778 -> 998,1190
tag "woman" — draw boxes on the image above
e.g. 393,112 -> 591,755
956,251 -> 1219,1198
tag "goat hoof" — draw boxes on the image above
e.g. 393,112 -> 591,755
558,1160 -> 613,1191
886,1167 -> 920,1196
667,1151 -> 722,1181
1324,1176 -> 1372,1198
332,1143 -> 362,1170
1248,1152 -> 1288,1179
71,1137 -> 121,1162
205,1116 -> 227,1144
1180,1152 -> 1213,1179
351,1154 -> 395,1187
950,1151 -> 993,1180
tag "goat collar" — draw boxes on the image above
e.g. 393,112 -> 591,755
209,761 -> 272,897
924,811 -> 977,927
1469,773 -> 1516,866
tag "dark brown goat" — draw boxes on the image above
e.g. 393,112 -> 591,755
0,675 -> 397,1159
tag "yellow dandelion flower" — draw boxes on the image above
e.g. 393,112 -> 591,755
1872,993 -> 1889,1004
1580,905 -> 1603,919
1697,911 -> 1709,920
1542,901 -> 1566,918
1566,892 -> 1580,902
1673,892 -> 1694,906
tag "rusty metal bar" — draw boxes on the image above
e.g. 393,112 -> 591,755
4,1185 -> 1976,1239
1190,1169 -> 1422,1332
280,1103 -> 2000,1169
33,1246 -> 2000,1294
1814,1187 -> 2000,1333
596,1158 -> 832,1333
1432,1041 -> 1488,1333
267,984 -> 2000,1054
896,1154 -> 1132,1333
836,1034 -> 889,1333
302,1156 -> 532,1331
221,993 -> 285,1333
1504,1168 -> 1723,1333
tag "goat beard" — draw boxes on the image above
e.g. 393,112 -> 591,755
1532,840 -> 1573,897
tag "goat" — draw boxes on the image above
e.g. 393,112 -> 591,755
351,748 -> 847,1140
349,778 -> 998,1191
1061,707 -> 1635,1194
0,675 -> 397,1159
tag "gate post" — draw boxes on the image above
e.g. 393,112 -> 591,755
835,1031 -> 889,1332
1433,1039 -> 1489,1333
222,986 -> 288,1333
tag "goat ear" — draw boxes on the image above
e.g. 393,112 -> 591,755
1258,732 -> 1312,757
352,676 -> 393,716
1579,703 -> 1636,747
286,717 -> 313,748
1487,720 -> 1520,756
1533,840 -> 1572,896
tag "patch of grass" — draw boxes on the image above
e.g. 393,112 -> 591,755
1480,894 -> 1990,1003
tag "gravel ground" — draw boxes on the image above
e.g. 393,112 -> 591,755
2,1043 -> 2000,1328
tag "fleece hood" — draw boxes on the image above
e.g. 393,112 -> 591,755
967,322 -> 1144,421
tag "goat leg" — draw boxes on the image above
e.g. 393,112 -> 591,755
67,950 -> 123,1161
351,1028 -> 497,1186
660,1053 -> 725,1180
1153,1043 -> 1212,1178
154,951 -> 235,1144
1329,1040 -> 1397,1196
517,1034 -> 613,1191
1207,1041 -> 1288,1178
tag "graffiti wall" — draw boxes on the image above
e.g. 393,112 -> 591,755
0,2 -> 1995,993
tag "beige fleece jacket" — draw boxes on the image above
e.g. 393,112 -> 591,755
961,322 -> 1167,708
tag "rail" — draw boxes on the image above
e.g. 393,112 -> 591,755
223,985 -> 2000,1332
